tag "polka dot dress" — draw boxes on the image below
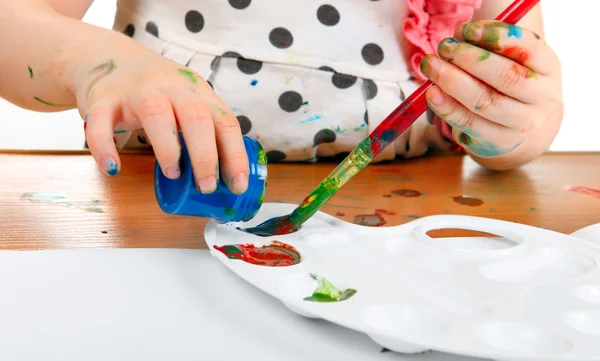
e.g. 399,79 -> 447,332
111,0 -> 452,161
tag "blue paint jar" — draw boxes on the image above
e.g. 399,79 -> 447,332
154,134 -> 267,223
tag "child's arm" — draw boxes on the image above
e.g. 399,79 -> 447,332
0,0 -> 249,194
421,1 -> 563,170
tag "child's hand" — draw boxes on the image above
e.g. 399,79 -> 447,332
75,46 -> 248,194
420,21 -> 563,168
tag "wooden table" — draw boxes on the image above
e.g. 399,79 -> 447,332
1,152 -> 598,250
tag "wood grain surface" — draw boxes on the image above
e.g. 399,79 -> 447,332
1,152 -> 599,250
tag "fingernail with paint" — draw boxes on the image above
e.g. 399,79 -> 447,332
429,87 -> 446,106
102,156 -> 119,176
420,55 -> 442,81
464,24 -> 483,41
438,38 -> 460,59
165,166 -> 181,179
230,173 -> 248,194
198,175 -> 217,194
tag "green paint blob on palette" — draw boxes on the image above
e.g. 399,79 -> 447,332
304,274 -> 357,303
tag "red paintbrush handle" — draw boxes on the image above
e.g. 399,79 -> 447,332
368,0 -> 540,159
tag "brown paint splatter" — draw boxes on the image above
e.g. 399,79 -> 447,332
452,195 -> 484,207
335,212 -> 345,217
391,189 -> 422,197
353,214 -> 386,227
382,194 -> 392,198
375,209 -> 396,216
564,185 -> 600,199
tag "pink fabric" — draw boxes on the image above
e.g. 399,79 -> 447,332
403,0 -> 482,147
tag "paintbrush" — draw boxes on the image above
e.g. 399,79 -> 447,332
241,0 -> 541,237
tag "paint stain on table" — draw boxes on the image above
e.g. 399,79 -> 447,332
564,185 -> 600,199
391,189 -> 422,197
22,192 -> 105,213
335,212 -> 345,217
374,209 -> 396,216
452,195 -> 484,207
353,213 -> 386,227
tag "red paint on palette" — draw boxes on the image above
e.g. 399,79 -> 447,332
213,241 -> 301,267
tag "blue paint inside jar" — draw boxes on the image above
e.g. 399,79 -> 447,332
154,134 -> 267,223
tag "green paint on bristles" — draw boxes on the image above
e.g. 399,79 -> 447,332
224,207 -> 235,217
178,68 -> 199,85
303,274 -> 357,302
28,66 -> 33,79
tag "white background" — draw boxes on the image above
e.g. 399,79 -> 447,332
0,2 -> 597,151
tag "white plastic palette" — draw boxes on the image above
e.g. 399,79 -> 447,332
206,203 -> 600,361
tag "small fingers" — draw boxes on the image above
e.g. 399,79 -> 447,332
84,102 -> 121,176
420,54 -> 534,129
426,85 -> 523,158
168,90 -> 220,194
454,21 -> 559,75
130,90 -> 182,179
437,38 -> 545,103
194,82 -> 249,194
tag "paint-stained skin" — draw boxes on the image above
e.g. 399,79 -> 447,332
452,195 -> 484,207
178,68 -> 199,85
28,66 -> 33,79
458,132 -> 520,158
87,59 -> 117,93
33,96 -> 74,107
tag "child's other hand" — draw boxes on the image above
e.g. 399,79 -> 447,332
420,21 -> 563,169
76,48 -> 248,194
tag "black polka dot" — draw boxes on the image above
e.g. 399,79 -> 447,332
278,91 -> 303,112
405,141 -> 411,153
222,51 -> 242,58
266,150 -> 286,162
317,5 -> 340,26
361,43 -> 384,65
318,66 -> 335,73
407,76 -> 416,82
229,0 -> 252,9
237,115 -> 252,134
269,27 -> 294,49
145,22 -> 159,37
363,79 -> 378,99
123,24 -> 135,37
364,110 -> 369,125
332,73 -> 357,89
185,10 -> 204,33
237,58 -> 263,74
210,57 -> 221,71
138,135 -> 149,144
426,109 -> 435,124
314,129 -> 337,145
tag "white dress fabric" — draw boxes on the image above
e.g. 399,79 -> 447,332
111,0 -> 451,162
